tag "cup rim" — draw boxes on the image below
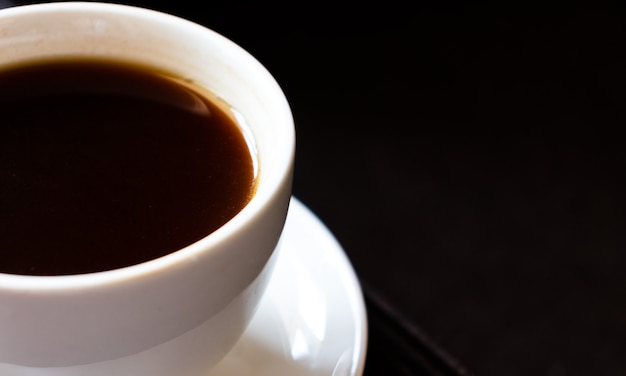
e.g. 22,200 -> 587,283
0,1 -> 295,288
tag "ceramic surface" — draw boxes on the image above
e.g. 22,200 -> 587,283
210,197 -> 368,376
0,2 -> 294,374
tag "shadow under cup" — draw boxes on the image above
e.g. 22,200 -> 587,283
0,2 -> 294,375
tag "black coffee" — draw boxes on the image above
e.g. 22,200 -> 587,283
0,59 -> 256,276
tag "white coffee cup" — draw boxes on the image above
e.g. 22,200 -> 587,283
0,2 -> 294,375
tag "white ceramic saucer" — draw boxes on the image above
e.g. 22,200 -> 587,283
208,197 -> 368,376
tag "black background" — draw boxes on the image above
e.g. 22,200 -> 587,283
3,1 -> 626,375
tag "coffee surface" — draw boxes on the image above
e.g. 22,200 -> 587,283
0,59 -> 255,276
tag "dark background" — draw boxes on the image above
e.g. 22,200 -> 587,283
4,1 -> 626,375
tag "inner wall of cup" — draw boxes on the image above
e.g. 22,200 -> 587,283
0,3 -> 294,214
